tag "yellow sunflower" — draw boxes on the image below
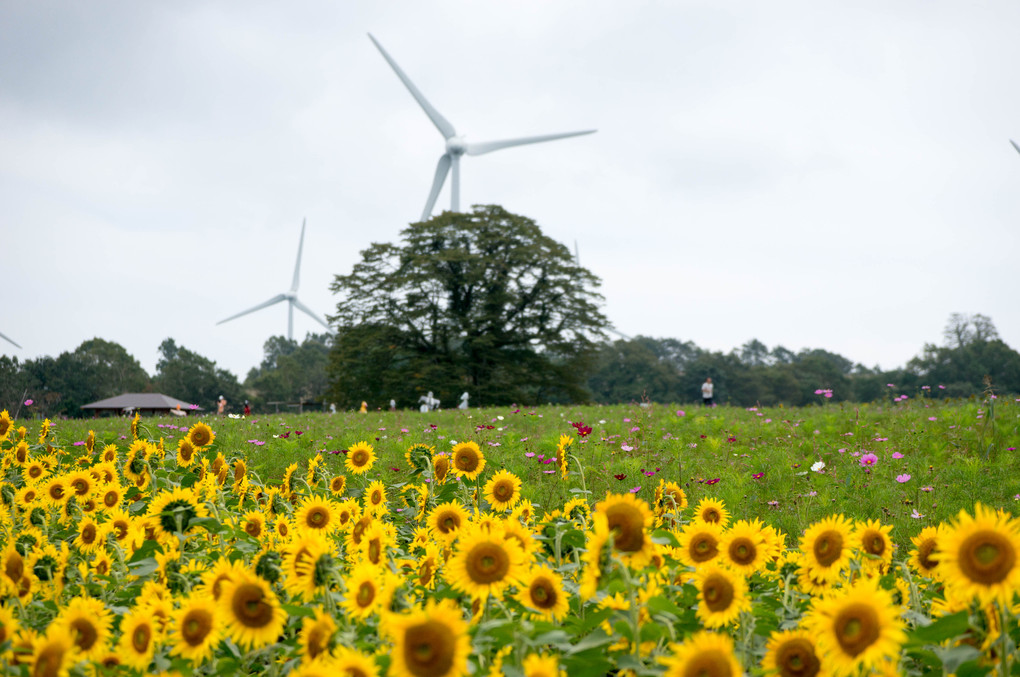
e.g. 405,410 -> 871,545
445,523 -> 526,602
720,519 -> 769,575
357,521 -> 394,567
523,653 -> 565,677
909,526 -> 942,579
517,565 -> 570,621
0,605 -> 20,659
100,444 -> 118,463
299,607 -> 336,664
329,474 -> 347,497
429,500 -> 471,545
283,530 -> 335,600
676,520 -> 725,568
806,578 -> 906,677
168,595 -> 221,664
405,442 -> 436,470
345,441 -> 376,475
118,608 -> 158,671
336,498 -> 361,532
854,519 -> 894,572
187,421 -> 215,449
555,435 -> 573,479
593,492 -> 656,569
41,475 -> 70,506
416,543 -> 443,590
580,513 -> 613,600
936,503 -> 1020,604
451,441 -> 486,480
53,595 -> 113,662
295,496 -> 340,534
365,480 -> 388,515
73,516 -> 109,554
219,568 -> 287,650
762,628 -> 825,677
694,497 -> 730,527
29,629 -> 79,677
694,563 -> 750,629
96,483 -> 125,512
240,510 -> 267,540
0,409 -> 12,442
23,459 -> 48,484
199,557 -> 247,601
334,646 -> 380,677
800,514 -> 855,583
661,631 -> 742,677
655,479 -> 689,512
484,470 -> 523,511
146,486 -> 209,537
383,599 -> 470,677
343,560 -> 395,620
432,452 -> 451,483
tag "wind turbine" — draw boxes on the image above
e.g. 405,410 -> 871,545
0,332 -> 21,349
1011,139 -> 1020,155
216,219 -> 331,341
368,33 -> 596,222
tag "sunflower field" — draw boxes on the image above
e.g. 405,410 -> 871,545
0,396 -> 1019,676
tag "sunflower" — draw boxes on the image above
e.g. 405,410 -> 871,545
66,469 -> 95,499
661,631 -> 742,677
579,513 -> 613,600
936,503 -> 1020,604
694,563 -> 750,628
219,568 -> 287,650
11,440 -> 29,465
199,557 -> 247,601
806,578 -> 906,677
694,497 -> 730,527
405,442 -> 436,470
90,551 -> 113,578
14,485 -> 39,509
446,522 -> 526,602
23,459 -> 48,484
29,629 -> 79,677
73,516 -> 108,554
99,444 -> 117,463
106,508 -> 133,544
517,565 -> 570,621
147,486 -> 208,537
655,479 -> 689,513
854,519 -> 894,572
720,519 -> 769,575
96,483 -> 124,512
37,418 -> 51,444
295,496 -> 340,534
169,595 -> 220,664
187,421 -> 215,449
329,474 -> 347,497
762,628 -> 824,677
118,608 -> 158,671
336,498 -> 361,531
0,409 -> 12,442
41,475 -> 70,506
0,605 -> 19,659
676,521 -> 724,568
343,561 -> 395,619
300,607 -> 336,664
358,521 -> 394,566
593,492 -> 657,568
52,595 -> 113,661
432,452 -> 451,483
503,519 -> 540,561
346,441 -> 376,475
283,530 -> 335,599
523,653 -> 565,677
450,441 -> 486,480
175,438 -> 198,467
239,510 -> 267,539
484,470 -> 523,512
556,435 -> 573,479
429,501 -> 471,545
909,526 -> 942,579
416,543 -> 443,589
800,514 -> 855,583
334,646 -> 380,677
384,598 -> 470,677
365,480 -> 388,515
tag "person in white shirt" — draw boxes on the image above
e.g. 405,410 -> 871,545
701,378 -> 714,406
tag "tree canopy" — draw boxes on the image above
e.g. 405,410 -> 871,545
328,205 -> 609,408
245,333 -> 332,407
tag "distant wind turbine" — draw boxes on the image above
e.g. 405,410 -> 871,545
368,33 -> 596,222
0,332 -> 21,349
1011,139 -> 1020,155
216,219 -> 330,341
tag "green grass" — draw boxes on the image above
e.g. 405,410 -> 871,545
48,395 -> 1019,546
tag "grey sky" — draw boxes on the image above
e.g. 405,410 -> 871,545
3,1 -> 1018,382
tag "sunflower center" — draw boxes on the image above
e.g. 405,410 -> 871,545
5,552 -> 24,582
833,603 -> 880,657
917,539 -> 938,572
605,503 -> 646,553
352,450 -> 368,466
33,641 -> 67,677
439,513 -> 459,534
307,508 -> 328,528
775,637 -> 820,677
70,618 -> 99,650
466,543 -> 511,584
863,532 -> 886,556
368,539 -> 382,564
357,581 -> 376,607
404,620 -> 456,677
702,508 -> 721,523
691,534 -> 720,563
233,583 -> 274,628
729,538 -> 756,566
959,531 -> 1015,584
813,530 -> 844,567
245,520 -> 262,537
103,491 -> 119,508
493,481 -> 513,501
191,429 -> 211,447
182,610 -> 213,646
434,459 -> 449,481
703,574 -> 735,612
685,649 -> 735,677
371,490 -> 383,505
308,625 -> 329,658
132,624 -> 152,653
71,479 -> 89,495
456,452 -> 478,472
419,561 -> 434,586
530,579 -> 557,609
28,466 -> 42,479
81,524 -> 97,544
48,484 -> 64,501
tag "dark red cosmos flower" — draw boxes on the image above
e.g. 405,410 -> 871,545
614,473 -> 627,480
295,431 -> 303,436
705,478 -> 721,485
727,436 -> 737,443
752,472 -> 764,480
571,421 -> 593,437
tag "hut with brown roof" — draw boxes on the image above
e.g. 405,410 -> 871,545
80,393 -> 203,417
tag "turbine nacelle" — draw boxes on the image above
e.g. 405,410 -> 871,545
446,136 -> 468,156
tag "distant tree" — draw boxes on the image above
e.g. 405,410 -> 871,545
588,337 -> 686,403
73,338 -> 150,395
328,206 -> 608,407
943,313 -> 1000,349
908,315 -> 1019,396
739,339 -> 772,367
246,333 -> 332,407
770,345 -> 796,365
0,356 -> 32,413
154,339 -> 243,411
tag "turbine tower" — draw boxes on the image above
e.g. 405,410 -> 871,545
0,332 -> 21,349
368,33 -> 596,222
216,219 -> 331,341
1011,139 -> 1020,155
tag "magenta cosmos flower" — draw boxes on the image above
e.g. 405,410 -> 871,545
859,453 -> 878,466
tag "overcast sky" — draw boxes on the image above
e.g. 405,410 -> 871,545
3,1 -> 1018,383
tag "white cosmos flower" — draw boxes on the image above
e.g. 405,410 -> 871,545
810,460 -> 826,473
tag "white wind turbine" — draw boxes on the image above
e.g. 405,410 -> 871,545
1011,139 -> 1020,155
368,34 -> 596,222
0,332 -> 21,349
216,219 -> 331,341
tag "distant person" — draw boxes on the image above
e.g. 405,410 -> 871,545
389,399 -> 396,411
359,401 -> 368,414
243,400 -> 251,416
217,396 -> 227,416
701,378 -> 714,406
330,403 -> 337,414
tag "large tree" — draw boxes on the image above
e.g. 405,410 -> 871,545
153,339 -> 244,411
328,205 -> 609,407
245,333 -> 333,407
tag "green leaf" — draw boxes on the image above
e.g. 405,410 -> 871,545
189,517 -> 226,534
127,557 -> 158,578
565,630 -> 614,654
127,539 -> 160,563
955,659 -> 992,677
906,611 -> 970,646
282,604 -> 315,618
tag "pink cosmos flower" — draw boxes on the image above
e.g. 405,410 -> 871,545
859,453 -> 878,466
24,399 -> 33,406
621,444 -> 634,452
896,474 -> 911,483
676,410 -> 685,417
911,509 -> 924,519
891,452 -> 904,459
629,486 -> 641,493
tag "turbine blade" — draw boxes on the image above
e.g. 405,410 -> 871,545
0,331 -> 21,349
368,33 -> 457,139
422,154 -> 452,221
1011,139 -> 1020,156
291,218 -> 306,293
292,297 -> 332,331
216,294 -> 288,326
466,129 -> 597,156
